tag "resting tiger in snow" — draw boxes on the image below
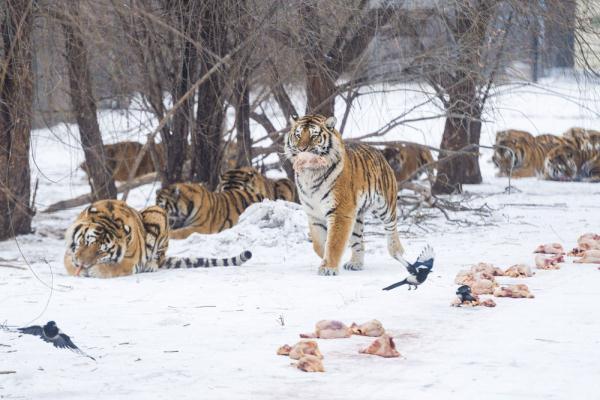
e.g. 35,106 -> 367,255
217,166 -> 297,202
156,177 -> 267,239
80,141 -> 166,182
64,200 -> 252,278
284,114 -> 411,276
543,128 -> 600,181
492,130 -> 546,177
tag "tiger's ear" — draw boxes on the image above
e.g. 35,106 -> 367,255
325,116 -> 337,131
289,113 -> 299,125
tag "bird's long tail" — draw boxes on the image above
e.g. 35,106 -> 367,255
163,251 -> 252,269
382,279 -> 408,291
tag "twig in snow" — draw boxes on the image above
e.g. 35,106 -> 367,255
277,315 -> 285,326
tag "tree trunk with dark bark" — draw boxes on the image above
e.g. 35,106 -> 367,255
62,8 -> 117,200
0,0 -> 35,240
234,69 -> 252,167
190,1 -> 227,189
432,114 -> 482,194
298,1 -> 336,116
162,4 -> 197,186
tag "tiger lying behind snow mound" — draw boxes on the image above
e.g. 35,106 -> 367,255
64,200 -> 252,278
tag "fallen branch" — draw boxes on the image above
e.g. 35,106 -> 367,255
43,172 -> 158,213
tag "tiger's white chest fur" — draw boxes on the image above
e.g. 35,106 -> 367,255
295,161 -> 344,221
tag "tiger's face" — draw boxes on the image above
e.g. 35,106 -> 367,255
156,184 -> 202,229
544,145 -> 580,181
493,138 -> 529,171
382,147 -> 404,173
67,211 -> 130,274
284,114 -> 343,168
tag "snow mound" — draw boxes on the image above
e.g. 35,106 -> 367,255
172,200 -> 309,256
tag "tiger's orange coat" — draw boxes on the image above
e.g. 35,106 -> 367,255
285,114 -> 406,276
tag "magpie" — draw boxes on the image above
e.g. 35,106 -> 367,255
456,285 -> 478,303
382,245 -> 435,291
18,321 -> 95,361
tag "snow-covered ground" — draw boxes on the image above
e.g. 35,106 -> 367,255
2,78 -> 600,399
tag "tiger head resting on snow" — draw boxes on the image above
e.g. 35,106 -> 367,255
64,200 -> 251,278
284,114 -> 408,276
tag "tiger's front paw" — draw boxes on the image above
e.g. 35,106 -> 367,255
318,265 -> 339,276
343,261 -> 363,271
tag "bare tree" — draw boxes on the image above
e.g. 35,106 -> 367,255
59,2 -> 117,200
396,1 -> 519,193
0,0 -> 35,240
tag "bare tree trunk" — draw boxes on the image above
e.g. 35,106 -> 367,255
0,0 -> 35,240
432,113 -> 482,194
234,68 -> 252,167
62,7 -> 117,200
190,1 -> 227,189
162,2 -> 197,185
298,0 -> 336,116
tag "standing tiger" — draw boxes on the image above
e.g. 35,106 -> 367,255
217,166 -> 297,202
64,200 -> 252,278
284,114 -> 412,276
156,178 -> 267,239
381,143 -> 435,183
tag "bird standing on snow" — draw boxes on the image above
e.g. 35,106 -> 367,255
455,285 -> 477,303
382,246 -> 435,291
18,321 -> 95,360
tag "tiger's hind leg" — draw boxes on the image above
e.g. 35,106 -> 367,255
374,195 -> 408,268
343,213 -> 365,271
140,205 -> 169,272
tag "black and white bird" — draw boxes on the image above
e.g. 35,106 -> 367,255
382,245 -> 435,291
18,321 -> 95,361
455,285 -> 478,303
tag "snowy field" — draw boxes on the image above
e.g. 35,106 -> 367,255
2,78 -> 600,399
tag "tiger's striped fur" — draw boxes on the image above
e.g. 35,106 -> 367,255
217,166 -> 297,202
492,130 -> 545,177
535,134 -> 565,152
581,154 -> 600,182
64,200 -> 252,278
156,182 -> 264,239
543,128 -> 600,181
284,114 -> 407,276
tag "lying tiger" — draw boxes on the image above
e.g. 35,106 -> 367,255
217,166 -> 297,202
492,130 -> 548,177
64,200 -> 252,278
380,143 -> 434,183
543,128 -> 600,181
156,171 -> 270,239
285,114 -> 413,276
80,141 -> 165,182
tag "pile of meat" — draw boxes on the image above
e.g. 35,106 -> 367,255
292,151 -> 329,172
452,233 -> 600,306
453,262 -> 534,306
569,233 -> 600,263
277,319 -> 400,372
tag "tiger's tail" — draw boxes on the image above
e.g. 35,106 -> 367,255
163,250 -> 252,269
